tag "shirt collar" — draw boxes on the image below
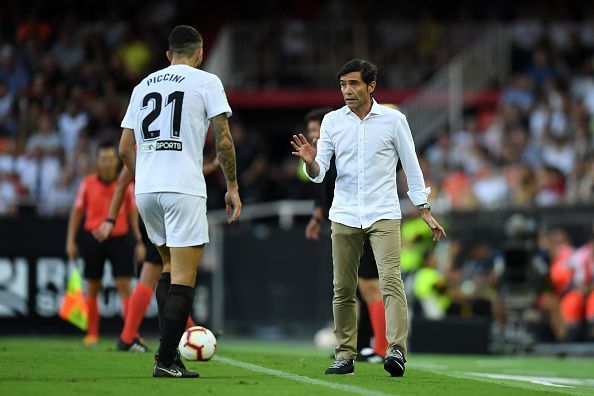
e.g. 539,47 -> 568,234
341,99 -> 384,117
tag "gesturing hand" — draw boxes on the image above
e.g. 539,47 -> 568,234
225,190 -> 242,224
420,209 -> 447,242
92,221 -> 114,242
291,134 -> 317,164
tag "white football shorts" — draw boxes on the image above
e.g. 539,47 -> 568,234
135,192 -> 209,247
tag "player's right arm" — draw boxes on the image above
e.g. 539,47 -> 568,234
119,128 -> 136,176
210,113 -> 242,223
92,166 -> 134,242
66,207 -> 83,260
66,180 -> 87,260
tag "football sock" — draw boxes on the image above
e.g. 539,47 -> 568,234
186,315 -> 197,329
158,284 -> 195,366
85,296 -> 99,337
368,300 -> 388,357
156,272 -> 171,336
120,283 -> 153,344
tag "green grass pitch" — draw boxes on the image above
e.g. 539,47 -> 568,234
1,337 -> 593,395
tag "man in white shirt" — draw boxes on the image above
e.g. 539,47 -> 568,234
291,59 -> 445,377
119,25 -> 241,378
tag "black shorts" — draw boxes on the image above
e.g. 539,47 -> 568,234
139,216 -> 163,265
358,239 -> 379,279
79,231 -> 135,280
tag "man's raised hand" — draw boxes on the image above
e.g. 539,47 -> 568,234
291,133 -> 317,164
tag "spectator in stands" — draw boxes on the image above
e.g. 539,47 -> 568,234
542,135 -> 575,176
535,165 -> 566,206
472,167 -> 509,209
0,44 -> 29,96
508,163 -> 538,207
501,74 -> 535,113
0,80 -> 16,136
0,170 -> 18,215
51,27 -> 84,74
116,32 -> 152,77
39,167 -> 77,216
20,114 -> 61,200
26,114 -> 61,156
424,131 -> 451,184
440,166 -> 478,210
526,48 -> 560,90
58,98 -> 88,161
567,159 -> 594,204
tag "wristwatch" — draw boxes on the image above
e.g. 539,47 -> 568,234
417,202 -> 431,211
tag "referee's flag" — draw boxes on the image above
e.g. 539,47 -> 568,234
59,266 -> 88,331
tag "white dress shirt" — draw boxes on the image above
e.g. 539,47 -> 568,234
306,100 -> 430,228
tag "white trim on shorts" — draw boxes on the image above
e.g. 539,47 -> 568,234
135,192 -> 209,247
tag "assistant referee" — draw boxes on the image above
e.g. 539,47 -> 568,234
66,141 -> 142,347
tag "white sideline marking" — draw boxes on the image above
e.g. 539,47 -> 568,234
214,356 -> 394,396
463,372 -> 594,388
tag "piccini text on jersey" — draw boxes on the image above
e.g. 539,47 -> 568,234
146,74 -> 186,86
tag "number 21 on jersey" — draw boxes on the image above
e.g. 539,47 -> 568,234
141,91 -> 184,141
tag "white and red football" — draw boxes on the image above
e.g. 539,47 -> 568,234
178,326 -> 217,361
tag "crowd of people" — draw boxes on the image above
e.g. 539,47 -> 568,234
421,46 -> 594,212
1,2 -> 594,217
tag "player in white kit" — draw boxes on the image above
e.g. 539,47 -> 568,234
119,25 -> 241,378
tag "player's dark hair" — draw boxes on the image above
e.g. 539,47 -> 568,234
337,59 -> 377,85
304,107 -> 333,124
168,25 -> 203,58
97,141 -> 117,154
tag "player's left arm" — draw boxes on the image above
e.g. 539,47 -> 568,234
211,113 -> 242,223
396,116 -> 446,241
119,128 -> 136,176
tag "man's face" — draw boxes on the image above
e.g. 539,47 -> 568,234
306,120 -> 321,140
339,71 -> 375,113
96,148 -> 119,176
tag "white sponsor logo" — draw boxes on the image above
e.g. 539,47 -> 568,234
0,258 -> 28,316
141,143 -> 156,153
156,141 -> 182,151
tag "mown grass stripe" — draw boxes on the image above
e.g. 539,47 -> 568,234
215,356 -> 395,396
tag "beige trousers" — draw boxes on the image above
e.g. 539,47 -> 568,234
331,219 -> 407,360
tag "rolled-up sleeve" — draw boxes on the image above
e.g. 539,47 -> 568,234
306,115 -> 334,183
396,115 -> 431,205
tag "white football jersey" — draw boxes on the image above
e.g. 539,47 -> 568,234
121,64 -> 231,197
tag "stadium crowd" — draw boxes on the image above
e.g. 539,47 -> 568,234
2,2 -> 594,216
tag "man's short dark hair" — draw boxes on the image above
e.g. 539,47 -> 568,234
97,141 -> 117,154
305,107 -> 333,124
337,59 -> 377,85
168,25 -> 203,58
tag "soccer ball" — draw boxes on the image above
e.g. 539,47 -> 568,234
314,326 -> 337,349
178,326 -> 217,361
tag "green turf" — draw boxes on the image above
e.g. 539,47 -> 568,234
0,337 -> 593,395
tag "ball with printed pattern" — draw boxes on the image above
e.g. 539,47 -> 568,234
178,326 -> 217,361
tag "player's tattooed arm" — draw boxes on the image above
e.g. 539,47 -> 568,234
210,113 -> 237,184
